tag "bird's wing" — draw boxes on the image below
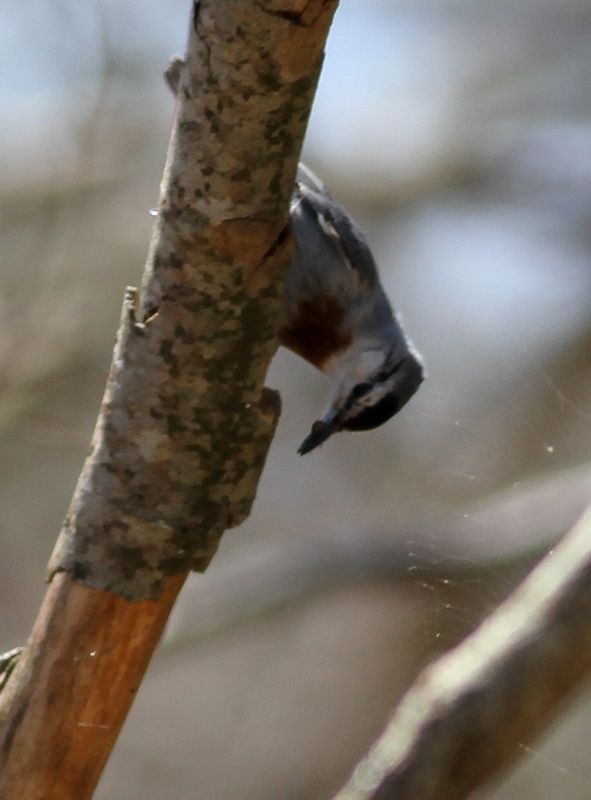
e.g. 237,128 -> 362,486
293,163 -> 380,287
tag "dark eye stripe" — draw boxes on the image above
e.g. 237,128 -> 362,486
343,393 -> 403,431
375,360 -> 404,384
352,382 -> 372,398
343,381 -> 372,413
345,359 -> 408,415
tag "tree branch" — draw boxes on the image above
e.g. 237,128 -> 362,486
0,2 -> 339,797
0,574 -> 186,800
333,504 -> 591,800
50,0 -> 338,599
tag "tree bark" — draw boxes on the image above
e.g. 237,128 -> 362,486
0,2 -> 339,797
50,0 -> 338,600
333,504 -> 591,800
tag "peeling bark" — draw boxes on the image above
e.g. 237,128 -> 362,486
49,0 -> 339,600
0,2 -> 340,797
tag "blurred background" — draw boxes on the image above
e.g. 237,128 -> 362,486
2,0 -> 591,797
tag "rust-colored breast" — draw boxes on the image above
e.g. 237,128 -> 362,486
279,296 -> 352,370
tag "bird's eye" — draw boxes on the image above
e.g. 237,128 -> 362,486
352,382 -> 371,398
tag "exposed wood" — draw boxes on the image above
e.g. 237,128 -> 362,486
0,1 -> 340,797
0,572 -> 186,800
333,504 -> 591,800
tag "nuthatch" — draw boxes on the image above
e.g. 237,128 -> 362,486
281,164 -> 424,455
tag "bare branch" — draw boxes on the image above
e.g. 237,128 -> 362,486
0,574 -> 186,800
334,504 -> 591,800
0,1 -> 339,797
48,0 -> 338,600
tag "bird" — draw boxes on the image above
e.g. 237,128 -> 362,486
280,164 -> 424,455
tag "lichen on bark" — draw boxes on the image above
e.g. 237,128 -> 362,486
49,0 -> 339,599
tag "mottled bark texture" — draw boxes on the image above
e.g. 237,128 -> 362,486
0,3 -> 339,797
48,0 -> 339,600
334,505 -> 591,800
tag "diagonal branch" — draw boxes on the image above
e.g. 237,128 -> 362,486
0,2 -> 339,798
333,503 -> 591,800
50,0 -> 338,599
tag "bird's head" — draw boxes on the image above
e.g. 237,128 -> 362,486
298,346 -> 424,455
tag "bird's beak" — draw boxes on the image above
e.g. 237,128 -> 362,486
298,413 -> 339,455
